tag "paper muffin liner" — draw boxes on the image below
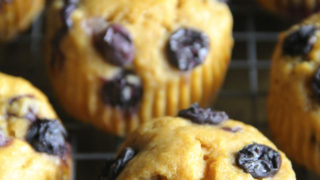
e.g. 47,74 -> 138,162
47,40 -> 232,136
46,0 -> 233,136
268,82 -> 320,175
268,28 -> 320,175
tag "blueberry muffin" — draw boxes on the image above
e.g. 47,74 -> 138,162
0,0 -> 44,42
100,104 -> 295,180
268,14 -> 320,175
0,72 -> 72,179
257,0 -> 320,18
45,0 -> 233,136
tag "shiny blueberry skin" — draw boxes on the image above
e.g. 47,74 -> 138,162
178,103 -> 228,125
94,24 -> 135,66
101,70 -> 143,110
236,143 -> 281,178
26,119 -> 67,156
100,147 -> 136,180
166,28 -> 210,71
282,25 -> 317,56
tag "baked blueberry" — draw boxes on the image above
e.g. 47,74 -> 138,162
45,0 -> 234,136
26,119 -> 67,156
178,103 -> 228,125
166,28 -> 210,71
94,24 -> 135,66
100,147 -> 136,180
101,70 -> 143,110
0,73 -> 72,179
236,143 -> 281,178
282,25 -> 317,56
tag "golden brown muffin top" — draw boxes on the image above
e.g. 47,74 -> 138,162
102,105 -> 296,180
0,73 -> 71,180
48,0 -> 233,87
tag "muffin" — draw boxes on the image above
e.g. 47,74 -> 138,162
257,0 -> 320,18
0,0 -> 44,42
45,0 -> 233,135
100,104 -> 296,180
0,72 -> 72,179
268,13 -> 320,175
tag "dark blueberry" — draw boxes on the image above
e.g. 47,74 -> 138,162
101,70 -> 143,110
26,119 -> 67,156
100,147 -> 136,180
312,68 -> 320,101
282,25 -> 317,56
178,103 -> 228,125
94,24 -> 135,66
166,28 -> 210,71
236,143 -> 281,178
100,159 -> 114,180
221,126 -> 242,133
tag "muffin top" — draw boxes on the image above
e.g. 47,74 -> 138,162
47,0 -> 232,86
101,104 -> 296,180
0,73 -> 71,180
271,14 -> 320,129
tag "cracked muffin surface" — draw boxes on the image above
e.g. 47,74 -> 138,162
45,0 -> 233,136
0,72 -> 72,180
268,13 -> 320,175
0,0 -> 44,42
101,105 -> 295,180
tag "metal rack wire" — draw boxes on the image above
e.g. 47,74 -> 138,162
0,0 -> 319,179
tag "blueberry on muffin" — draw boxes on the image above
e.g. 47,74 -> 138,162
45,0 -> 233,136
100,104 -> 295,179
0,72 -> 72,180
268,13 -> 320,175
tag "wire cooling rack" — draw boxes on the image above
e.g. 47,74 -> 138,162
0,0 -> 319,179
